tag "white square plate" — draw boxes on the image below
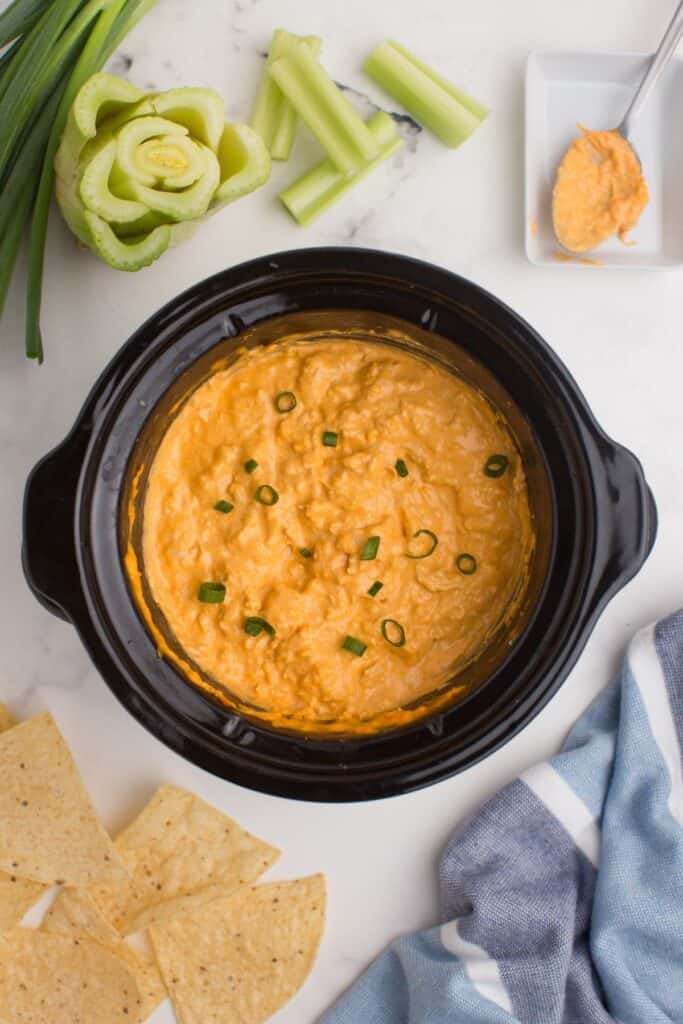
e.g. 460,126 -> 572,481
525,50 -> 683,269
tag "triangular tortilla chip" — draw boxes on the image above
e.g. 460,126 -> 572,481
42,888 -> 166,1020
0,928 -> 142,1023
150,875 -> 326,1024
91,784 -> 279,934
0,712 -> 126,885
0,708 -> 48,928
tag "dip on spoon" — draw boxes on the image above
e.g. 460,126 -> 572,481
552,0 -> 683,254
552,126 -> 648,253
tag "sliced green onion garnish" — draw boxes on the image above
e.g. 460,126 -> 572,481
342,635 -> 367,657
300,547 -> 313,558
198,582 -> 226,604
406,529 -> 438,559
244,616 -> 276,637
275,390 -> 297,413
395,458 -> 409,477
360,535 -> 380,561
484,454 -> 509,478
322,430 -> 338,447
254,484 -> 279,506
456,553 -> 477,575
244,458 -> 259,474
367,580 -> 384,597
213,500 -> 234,514
381,618 -> 406,647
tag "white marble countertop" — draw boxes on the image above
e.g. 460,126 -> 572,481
1,0 -> 682,1020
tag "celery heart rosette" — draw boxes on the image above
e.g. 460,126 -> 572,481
55,73 -> 271,270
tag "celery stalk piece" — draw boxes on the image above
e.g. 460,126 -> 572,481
269,42 -> 379,174
279,110 -> 402,225
251,29 -> 322,160
213,123 -> 271,207
364,40 -> 487,148
387,40 -> 489,121
83,209 -> 171,271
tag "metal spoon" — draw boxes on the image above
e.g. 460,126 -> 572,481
619,0 -> 683,153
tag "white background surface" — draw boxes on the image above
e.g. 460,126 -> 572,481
1,1 -> 682,1020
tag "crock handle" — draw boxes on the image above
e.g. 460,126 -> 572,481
22,437 -> 84,623
591,438 -> 657,604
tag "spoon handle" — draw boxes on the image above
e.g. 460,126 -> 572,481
620,0 -> 683,138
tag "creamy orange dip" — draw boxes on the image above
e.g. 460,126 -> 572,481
552,126 -> 649,253
139,339 -> 533,726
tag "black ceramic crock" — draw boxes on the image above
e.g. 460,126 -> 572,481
22,248 -> 656,801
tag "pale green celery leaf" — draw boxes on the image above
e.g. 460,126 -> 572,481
213,123 -> 271,207
115,115 -> 189,187
78,137 -> 148,222
150,87 -> 225,151
84,209 -> 171,270
127,144 -> 220,221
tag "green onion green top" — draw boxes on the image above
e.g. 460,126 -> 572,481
254,484 -> 279,506
367,580 -> 384,597
406,529 -> 439,559
395,458 -> 409,477
456,553 -> 477,575
198,582 -> 226,604
275,391 -> 297,413
342,635 -> 367,656
213,500 -> 234,514
244,616 -> 276,637
381,618 -> 406,647
244,458 -> 259,474
484,454 -> 509,478
360,535 -> 381,561
322,430 -> 338,447
300,547 -> 313,558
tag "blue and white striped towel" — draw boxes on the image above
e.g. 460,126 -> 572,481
322,611 -> 683,1023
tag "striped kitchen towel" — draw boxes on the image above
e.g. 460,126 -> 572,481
322,611 -> 683,1024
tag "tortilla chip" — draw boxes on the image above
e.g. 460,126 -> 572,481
43,888 -> 166,1020
0,704 -> 15,732
0,708 -> 47,929
150,874 -> 326,1024
0,928 -> 141,1023
91,784 -> 279,934
0,712 -> 126,885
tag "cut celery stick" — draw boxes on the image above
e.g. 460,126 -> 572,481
387,40 -> 488,121
364,40 -> 487,148
270,42 -> 379,174
279,110 -> 401,225
251,29 -> 321,160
